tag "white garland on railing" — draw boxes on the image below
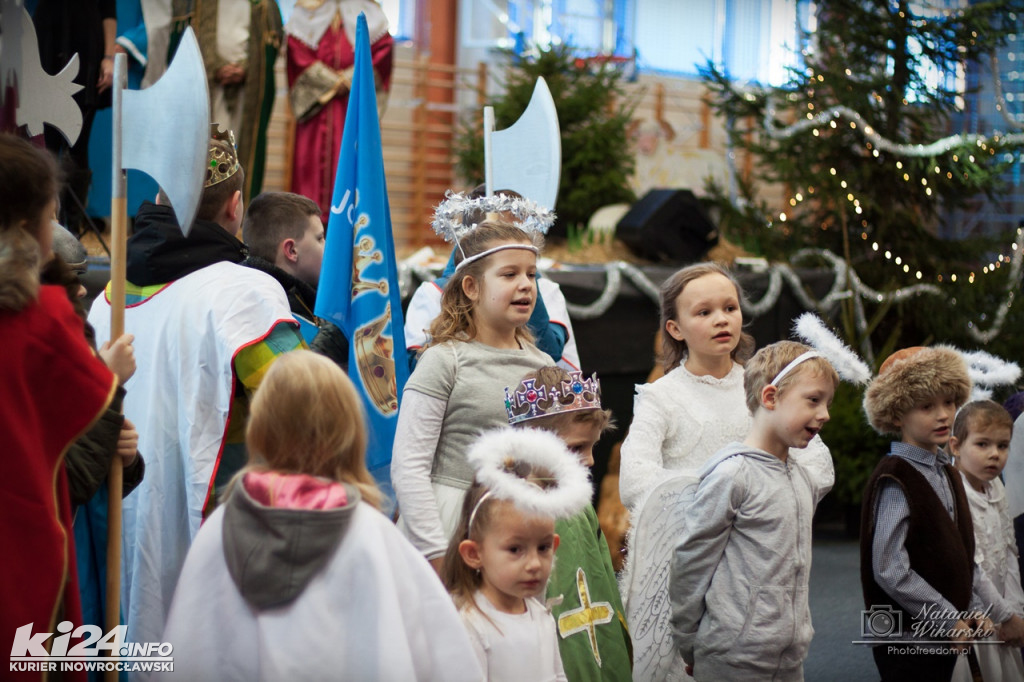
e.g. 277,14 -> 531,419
399,235 -> 1024,343
562,264 -> 622,320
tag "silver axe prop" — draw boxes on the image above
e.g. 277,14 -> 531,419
105,26 -> 208,659
483,76 -> 561,210
0,0 -> 82,143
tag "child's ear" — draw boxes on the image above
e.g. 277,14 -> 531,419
227,190 -> 242,221
948,436 -> 961,457
760,384 -> 778,410
552,534 -> 560,553
461,275 -> 479,302
665,318 -> 685,342
459,539 -> 483,569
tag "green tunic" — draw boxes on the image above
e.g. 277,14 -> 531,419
547,505 -> 633,681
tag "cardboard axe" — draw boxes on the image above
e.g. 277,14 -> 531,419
0,0 -> 83,143
483,76 -> 561,210
105,27 -> 208,667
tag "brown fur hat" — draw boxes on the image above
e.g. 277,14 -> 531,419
863,346 -> 971,435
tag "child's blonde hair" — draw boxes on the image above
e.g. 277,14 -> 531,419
510,366 -> 615,435
952,399 -> 1014,443
426,221 -> 542,349
244,350 -> 381,509
658,262 -> 755,372
442,469 -> 557,611
743,340 -> 839,414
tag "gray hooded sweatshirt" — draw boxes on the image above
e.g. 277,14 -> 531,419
669,443 -> 831,682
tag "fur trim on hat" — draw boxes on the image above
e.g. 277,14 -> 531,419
863,346 -> 971,435
0,227 -> 40,312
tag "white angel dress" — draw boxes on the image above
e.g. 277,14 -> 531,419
952,474 -> 1024,682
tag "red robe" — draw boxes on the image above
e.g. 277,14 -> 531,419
1,286 -> 115,679
286,21 -> 393,221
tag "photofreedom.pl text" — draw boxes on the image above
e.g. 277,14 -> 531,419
9,622 -> 173,673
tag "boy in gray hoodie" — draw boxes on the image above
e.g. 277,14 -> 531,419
669,341 -> 838,681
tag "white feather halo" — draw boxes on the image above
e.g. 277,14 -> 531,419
792,313 -> 872,385
947,347 -> 1021,402
431,190 -> 556,244
467,427 -> 592,521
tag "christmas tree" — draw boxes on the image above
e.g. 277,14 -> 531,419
701,0 -> 1022,359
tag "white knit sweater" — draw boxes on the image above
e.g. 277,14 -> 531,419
619,363 -> 750,512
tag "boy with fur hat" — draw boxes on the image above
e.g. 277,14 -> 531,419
860,346 -> 1024,681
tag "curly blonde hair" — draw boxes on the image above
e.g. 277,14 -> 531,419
425,221 -> 543,349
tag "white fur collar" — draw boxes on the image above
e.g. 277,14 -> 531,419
285,0 -> 389,50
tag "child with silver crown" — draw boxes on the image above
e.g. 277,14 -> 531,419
504,366 -> 633,682
391,195 -> 555,574
403,187 -> 581,371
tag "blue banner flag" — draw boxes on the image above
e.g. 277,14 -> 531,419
315,12 -> 409,486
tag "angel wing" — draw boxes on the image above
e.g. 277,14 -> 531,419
620,472 -> 699,682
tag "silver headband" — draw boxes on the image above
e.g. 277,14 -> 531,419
770,351 -> 823,385
467,490 -> 493,535
454,243 -> 539,272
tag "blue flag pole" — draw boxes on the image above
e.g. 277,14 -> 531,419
314,12 -> 409,512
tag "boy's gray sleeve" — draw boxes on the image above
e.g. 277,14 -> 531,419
669,462 -> 742,666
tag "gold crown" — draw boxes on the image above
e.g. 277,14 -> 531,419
205,124 -> 241,188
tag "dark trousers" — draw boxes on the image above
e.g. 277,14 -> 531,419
872,644 -> 957,682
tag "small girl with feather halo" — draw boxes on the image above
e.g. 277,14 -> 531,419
443,428 -> 593,681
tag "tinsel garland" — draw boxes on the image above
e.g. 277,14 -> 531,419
399,230 -> 1024,348
762,100 -> 1024,156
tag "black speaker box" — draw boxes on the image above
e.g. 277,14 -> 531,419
616,189 -> 718,263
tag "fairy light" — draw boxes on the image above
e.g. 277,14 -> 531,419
714,42 -> 1024,341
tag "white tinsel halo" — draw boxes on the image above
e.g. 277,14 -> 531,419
430,190 -> 556,244
944,347 -> 1022,402
792,312 -> 872,385
467,427 -> 591,521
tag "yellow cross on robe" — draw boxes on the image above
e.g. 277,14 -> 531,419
557,567 -> 614,665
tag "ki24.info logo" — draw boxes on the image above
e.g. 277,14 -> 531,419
10,622 -> 173,674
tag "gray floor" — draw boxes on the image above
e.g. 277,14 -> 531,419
806,539 -> 877,681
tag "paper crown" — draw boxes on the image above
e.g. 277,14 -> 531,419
205,124 -> 241,188
505,371 -> 602,425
